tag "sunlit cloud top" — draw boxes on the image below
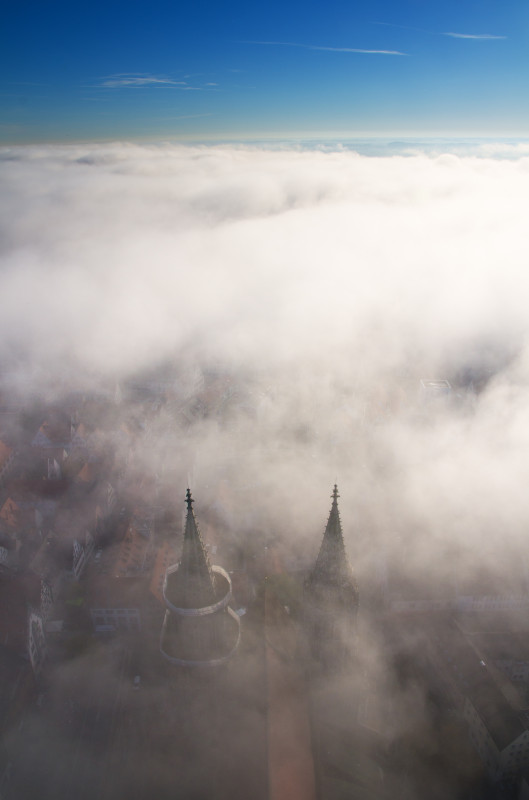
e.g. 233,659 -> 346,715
1,141 -> 529,577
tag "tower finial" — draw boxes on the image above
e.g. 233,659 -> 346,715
332,484 -> 339,502
186,488 -> 194,510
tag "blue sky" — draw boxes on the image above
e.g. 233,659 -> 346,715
1,0 -> 528,142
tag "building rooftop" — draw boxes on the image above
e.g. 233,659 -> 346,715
87,575 -> 150,610
114,522 -> 151,578
149,541 -> 178,604
0,571 -> 41,656
434,618 -> 529,752
472,632 -> 529,664
0,441 -> 13,469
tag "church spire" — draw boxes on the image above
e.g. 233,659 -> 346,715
173,489 -> 217,608
304,485 -> 359,671
306,485 -> 359,605
160,489 -> 240,667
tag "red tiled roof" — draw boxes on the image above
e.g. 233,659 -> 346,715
0,498 -> 21,528
76,461 -> 97,484
114,524 -> 150,577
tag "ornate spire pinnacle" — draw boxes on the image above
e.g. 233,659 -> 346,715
160,490 -> 241,667
172,490 -> 217,607
307,485 -> 358,602
305,486 -> 359,671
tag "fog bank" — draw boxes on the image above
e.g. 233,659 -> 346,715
1,142 -> 529,582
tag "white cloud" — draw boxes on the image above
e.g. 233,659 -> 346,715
99,73 -> 188,88
370,21 -> 507,40
243,40 -> 407,55
2,142 -> 529,576
1,143 -> 528,379
442,32 -> 507,39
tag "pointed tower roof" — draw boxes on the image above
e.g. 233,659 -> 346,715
160,489 -> 241,667
165,489 -> 217,610
307,485 -> 359,606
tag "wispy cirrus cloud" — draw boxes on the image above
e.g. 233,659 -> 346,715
100,73 -> 187,88
96,73 -> 220,91
242,40 -> 407,55
442,32 -> 507,40
370,20 -> 507,39
154,113 -> 214,121
371,21 -> 507,41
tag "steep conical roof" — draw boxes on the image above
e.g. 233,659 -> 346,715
307,485 -> 359,605
160,489 -> 241,667
167,489 -> 217,609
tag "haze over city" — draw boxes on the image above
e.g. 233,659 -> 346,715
2,1 -> 529,799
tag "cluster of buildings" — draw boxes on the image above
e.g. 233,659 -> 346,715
0,389 -> 171,743
1,368 -> 529,799
0,369 -> 266,796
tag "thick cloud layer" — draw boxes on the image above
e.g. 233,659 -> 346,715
2,142 -> 529,584
1,143 -> 528,377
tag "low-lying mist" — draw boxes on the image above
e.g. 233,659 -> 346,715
2,140 -> 529,589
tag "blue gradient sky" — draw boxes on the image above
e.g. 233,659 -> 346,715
1,0 -> 528,142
